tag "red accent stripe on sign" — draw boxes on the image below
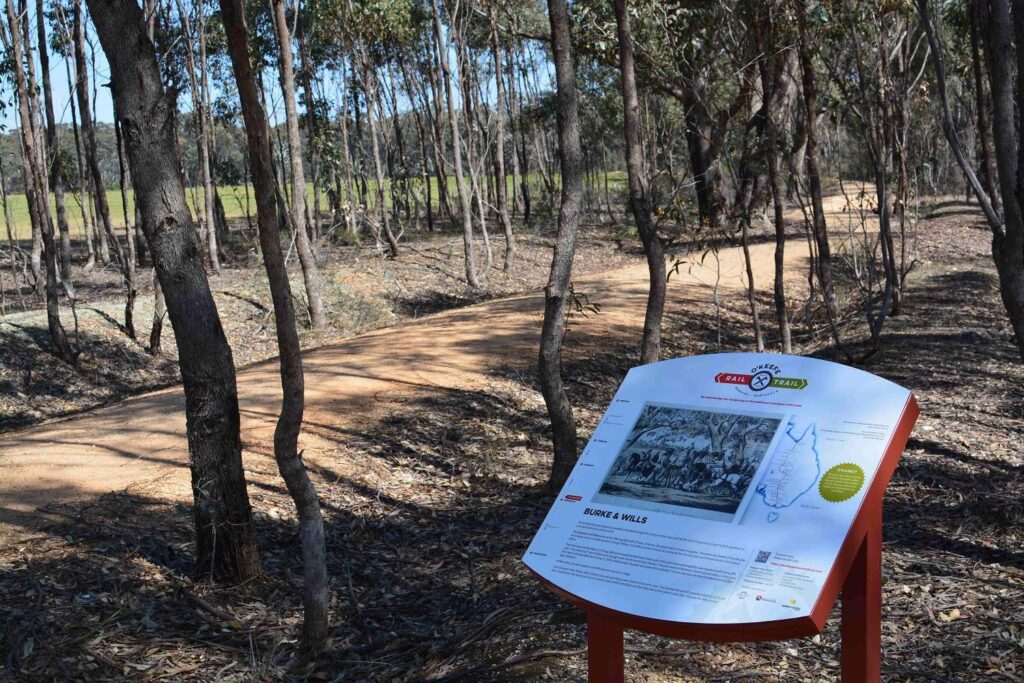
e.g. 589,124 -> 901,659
714,372 -> 753,385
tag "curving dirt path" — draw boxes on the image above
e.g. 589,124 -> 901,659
0,197 -> 862,538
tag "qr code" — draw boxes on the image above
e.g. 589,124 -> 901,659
755,550 -> 771,564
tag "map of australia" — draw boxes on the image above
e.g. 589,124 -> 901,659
756,421 -> 821,508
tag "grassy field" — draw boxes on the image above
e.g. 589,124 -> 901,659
3,173 -> 628,240
5,185 -> 321,241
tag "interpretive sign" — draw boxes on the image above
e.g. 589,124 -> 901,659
524,353 -> 919,681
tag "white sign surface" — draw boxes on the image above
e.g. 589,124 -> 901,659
524,353 -> 913,625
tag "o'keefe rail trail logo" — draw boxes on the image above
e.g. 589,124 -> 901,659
715,362 -> 807,396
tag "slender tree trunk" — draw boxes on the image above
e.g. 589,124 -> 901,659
488,7 -> 515,272
422,54 -> 453,225
796,1 -> 838,318
272,0 -> 326,328
541,0 -> 582,491
0,155 -> 24,312
336,76 -> 357,236
400,60 -> 435,232
73,0 -> 111,265
88,0 -> 261,583
2,0 -> 73,363
762,47 -> 792,353
198,6 -> 219,273
349,61 -> 370,212
64,53 -> 96,271
969,1 -> 1000,215
149,275 -> 165,355
220,0 -> 328,657
115,119 -> 138,336
455,38 -> 491,273
297,22 -> 322,242
861,30 -> 898,341
513,51 -> 532,223
431,0 -> 478,287
915,0 -> 999,233
360,55 -> 400,258
613,0 -> 665,364
74,0 -> 134,338
383,63 -> 409,225
173,0 -> 217,271
36,0 -> 73,288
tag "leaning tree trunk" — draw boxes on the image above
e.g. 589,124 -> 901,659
613,0 -> 665,364
220,0 -> 328,658
541,0 -> 582,491
272,0 -> 326,328
87,0 -> 260,583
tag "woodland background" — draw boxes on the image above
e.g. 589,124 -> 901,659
0,0 -> 1021,680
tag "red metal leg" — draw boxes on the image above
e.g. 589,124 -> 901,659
587,611 -> 625,683
841,506 -> 882,682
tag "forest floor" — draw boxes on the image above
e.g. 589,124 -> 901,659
0,195 -> 1021,681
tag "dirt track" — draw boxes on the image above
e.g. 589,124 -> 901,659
0,196 -> 858,537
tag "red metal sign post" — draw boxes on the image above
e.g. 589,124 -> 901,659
840,504 -> 882,682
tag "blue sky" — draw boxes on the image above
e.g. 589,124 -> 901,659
0,11 -> 115,131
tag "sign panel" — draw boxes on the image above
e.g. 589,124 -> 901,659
524,353 -> 915,626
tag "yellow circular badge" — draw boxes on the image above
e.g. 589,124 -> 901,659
819,463 -> 865,503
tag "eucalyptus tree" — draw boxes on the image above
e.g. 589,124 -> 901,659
87,0 -> 261,583
918,0 -> 1024,359
352,27 -> 399,257
175,0 -> 220,274
36,0 -> 73,284
612,0 -> 664,364
431,0 -> 478,286
72,0 -> 113,266
540,0 -> 583,490
487,1 -> 516,271
1,0 -> 74,363
966,1 -> 998,215
272,0 -> 328,325
450,9 -> 493,272
220,0 -> 329,657
794,0 -> 839,321
758,5 -> 793,353
52,4 -> 99,270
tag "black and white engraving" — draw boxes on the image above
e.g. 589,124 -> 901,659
593,404 -> 782,520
